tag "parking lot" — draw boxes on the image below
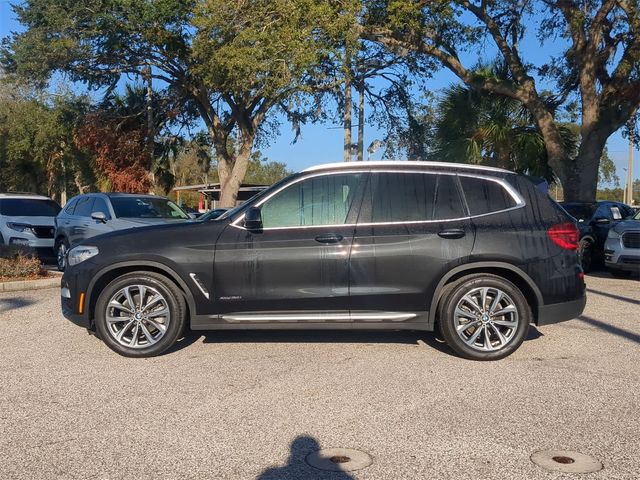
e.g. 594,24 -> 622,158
0,273 -> 638,479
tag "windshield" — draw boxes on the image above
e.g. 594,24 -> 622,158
0,198 -> 61,217
633,209 -> 640,221
110,197 -> 189,219
562,204 -> 596,222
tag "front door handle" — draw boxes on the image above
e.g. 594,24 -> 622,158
438,229 -> 466,239
315,233 -> 344,244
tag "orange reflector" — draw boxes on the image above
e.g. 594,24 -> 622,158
78,292 -> 85,314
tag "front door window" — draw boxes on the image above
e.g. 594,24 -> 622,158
260,173 -> 363,228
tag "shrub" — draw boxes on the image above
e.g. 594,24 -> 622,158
0,250 -> 46,280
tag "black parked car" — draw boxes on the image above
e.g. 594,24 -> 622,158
61,161 -> 586,360
560,201 -> 634,272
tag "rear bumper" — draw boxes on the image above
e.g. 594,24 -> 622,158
537,295 -> 586,326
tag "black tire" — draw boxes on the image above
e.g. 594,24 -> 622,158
55,237 -> 69,272
438,274 -> 531,361
609,269 -> 632,279
578,239 -> 593,273
95,271 -> 187,357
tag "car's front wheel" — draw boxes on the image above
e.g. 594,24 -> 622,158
95,271 -> 187,357
438,274 -> 531,361
55,238 -> 69,272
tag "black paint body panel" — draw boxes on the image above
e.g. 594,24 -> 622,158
61,164 -> 586,331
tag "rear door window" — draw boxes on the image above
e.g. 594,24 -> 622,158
363,172 -> 465,223
459,176 -> 518,216
73,196 -> 95,218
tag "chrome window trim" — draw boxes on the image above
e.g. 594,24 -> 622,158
231,169 -> 525,231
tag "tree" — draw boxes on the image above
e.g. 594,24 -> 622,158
362,0 -> 640,202
74,85 -> 182,193
426,77 -> 565,181
0,85 -> 92,201
3,0 -> 356,206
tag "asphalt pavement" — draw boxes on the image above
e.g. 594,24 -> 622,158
0,273 -> 638,479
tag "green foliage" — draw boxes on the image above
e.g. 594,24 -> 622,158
598,149 -> 620,187
425,73 -> 562,181
244,152 -> 292,185
0,84 -> 92,199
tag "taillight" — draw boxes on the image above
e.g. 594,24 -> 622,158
547,222 -> 579,250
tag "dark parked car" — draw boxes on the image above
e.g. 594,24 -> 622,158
61,161 -> 586,360
560,201 -> 635,272
55,193 -> 190,270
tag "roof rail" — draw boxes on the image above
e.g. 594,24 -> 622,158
302,160 -> 514,174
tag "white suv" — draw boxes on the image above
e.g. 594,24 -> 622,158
0,193 -> 61,254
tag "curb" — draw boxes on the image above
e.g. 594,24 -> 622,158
0,276 -> 61,293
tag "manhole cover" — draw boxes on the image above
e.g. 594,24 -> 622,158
531,450 -> 603,473
305,448 -> 372,472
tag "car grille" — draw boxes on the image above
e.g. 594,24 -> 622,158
32,226 -> 55,239
622,232 -> 640,249
620,256 -> 640,265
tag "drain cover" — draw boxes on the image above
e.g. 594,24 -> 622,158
305,448 -> 372,472
531,450 -> 603,473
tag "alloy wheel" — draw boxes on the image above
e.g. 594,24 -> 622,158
105,284 -> 171,349
57,243 -> 66,270
453,286 -> 519,352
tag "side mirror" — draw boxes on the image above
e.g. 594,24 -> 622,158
244,207 -> 263,230
593,217 -> 610,225
91,211 -> 108,223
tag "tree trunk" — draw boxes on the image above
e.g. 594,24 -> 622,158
343,69 -> 352,162
144,65 -> 155,192
567,130 -> 608,202
217,131 -> 255,208
357,79 -> 365,161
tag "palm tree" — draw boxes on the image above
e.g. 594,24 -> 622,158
428,66 -> 575,182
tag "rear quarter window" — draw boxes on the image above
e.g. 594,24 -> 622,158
459,176 -> 518,216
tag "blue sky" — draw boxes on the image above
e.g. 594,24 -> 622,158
1,2 -> 637,184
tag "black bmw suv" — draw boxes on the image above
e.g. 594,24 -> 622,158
61,162 -> 586,360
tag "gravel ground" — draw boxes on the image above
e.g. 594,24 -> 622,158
0,273 -> 638,480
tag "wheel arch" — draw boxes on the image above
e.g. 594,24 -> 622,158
429,262 -> 544,327
86,261 -> 195,328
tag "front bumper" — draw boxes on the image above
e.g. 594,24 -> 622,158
604,237 -> 640,272
61,272 -> 91,329
537,295 -> 586,326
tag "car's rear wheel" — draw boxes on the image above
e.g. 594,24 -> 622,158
95,271 -> 186,357
55,238 -> 69,272
438,274 -> 531,361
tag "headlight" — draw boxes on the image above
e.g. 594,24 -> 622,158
67,246 -> 99,266
607,229 -> 621,239
6,222 -> 34,234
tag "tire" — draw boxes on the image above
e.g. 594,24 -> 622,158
578,239 -> 593,273
55,237 -> 69,272
438,274 -> 531,361
610,269 -> 632,279
95,271 -> 187,357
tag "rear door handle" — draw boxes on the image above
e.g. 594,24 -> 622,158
315,233 -> 344,244
438,229 -> 466,239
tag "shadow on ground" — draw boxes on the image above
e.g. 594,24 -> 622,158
256,435 -> 355,480
0,296 -> 36,314
577,315 -> 640,344
168,325 -> 543,357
